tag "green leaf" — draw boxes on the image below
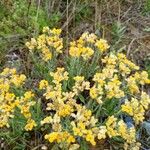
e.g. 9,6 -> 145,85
78,94 -> 86,104
103,98 -> 120,116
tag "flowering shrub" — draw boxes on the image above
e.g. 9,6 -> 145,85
0,27 -> 150,150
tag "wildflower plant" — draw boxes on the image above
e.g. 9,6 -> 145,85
25,27 -> 63,79
1,27 -> 150,150
0,68 -> 36,130
67,32 -> 110,78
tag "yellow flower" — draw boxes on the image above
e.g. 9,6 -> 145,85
50,67 -> 68,84
80,32 -> 97,43
90,86 -> 98,99
10,74 -> 26,87
5,93 -> 15,102
73,76 -> 84,82
85,130 -> 96,146
26,27 -> 63,62
73,76 -> 90,94
25,38 -> 37,50
89,116 -> 98,127
41,47 -> 52,61
124,142 -> 141,150
121,98 -> 146,124
139,71 -> 150,85
119,62 -> 131,75
45,132 -> 75,144
58,104 -> 74,117
25,119 -> 37,131
106,116 -> 118,137
95,39 -> 110,52
118,120 -> 136,144
69,47 -> 81,57
97,126 -> 107,140
41,116 -> 52,125
140,91 -> 150,109
67,134 -> 75,143
0,68 -> 16,76
73,127 -> 82,136
105,75 -> 124,99
39,80 -> 49,89
127,76 -> 139,94
0,68 -> 11,76
24,91 -> 34,100
50,28 -> 62,35
81,47 -> 94,60
45,132 -> 58,143
69,144 -> 80,150
121,102 -> 133,116
69,33 -> 96,59
102,54 -> 117,65
42,26 -> 50,33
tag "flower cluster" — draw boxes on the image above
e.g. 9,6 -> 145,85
39,66 -> 149,149
106,116 -> 136,144
2,27 -> 150,150
36,29 -> 150,149
121,92 -> 150,124
69,32 -> 109,59
39,68 -> 104,147
89,53 -> 144,103
19,91 -> 36,131
0,68 -> 36,130
26,27 -> 63,61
